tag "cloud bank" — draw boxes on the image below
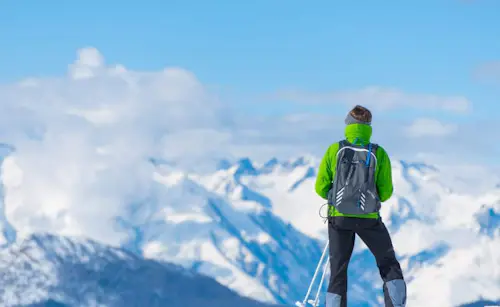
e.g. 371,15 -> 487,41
0,47 -> 494,246
0,47 -> 233,245
272,86 -> 472,113
405,118 -> 457,138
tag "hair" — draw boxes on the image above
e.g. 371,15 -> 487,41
349,105 -> 372,123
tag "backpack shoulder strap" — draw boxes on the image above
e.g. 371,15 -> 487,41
338,139 -> 348,149
365,143 -> 378,166
337,139 -> 355,164
366,143 -> 379,185
337,139 -> 353,159
370,143 -> 379,163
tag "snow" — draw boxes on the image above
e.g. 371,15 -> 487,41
0,234 -> 276,307
407,236 -> 499,306
194,157 -> 500,306
0,157 -> 500,306
1,150 -> 499,305
165,213 -> 212,224
0,47 -> 498,306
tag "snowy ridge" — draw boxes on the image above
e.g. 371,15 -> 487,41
0,143 -> 16,247
194,157 -> 500,306
132,171 -> 325,304
1,154 -> 499,306
0,233 -> 281,307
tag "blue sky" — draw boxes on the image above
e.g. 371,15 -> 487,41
1,0 -> 499,120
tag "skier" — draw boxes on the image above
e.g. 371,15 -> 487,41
315,105 -> 407,307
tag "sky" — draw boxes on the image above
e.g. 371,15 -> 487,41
0,5 -> 499,303
2,1 -> 499,112
0,0 -> 500,252
0,0 -> 500,168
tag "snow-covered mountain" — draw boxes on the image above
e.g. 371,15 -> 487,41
192,157 -> 500,307
0,233 -> 281,307
1,153 -> 499,306
118,159 -> 325,305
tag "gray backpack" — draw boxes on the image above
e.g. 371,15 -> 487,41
328,140 -> 381,215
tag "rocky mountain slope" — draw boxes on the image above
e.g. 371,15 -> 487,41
0,233 -> 282,307
1,152 -> 499,306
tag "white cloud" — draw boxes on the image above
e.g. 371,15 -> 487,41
0,47 -> 495,247
272,86 -> 471,113
69,47 -> 106,79
0,47 -> 231,246
405,118 -> 457,138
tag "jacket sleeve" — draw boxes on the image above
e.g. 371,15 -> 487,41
315,143 -> 339,199
376,146 -> 394,202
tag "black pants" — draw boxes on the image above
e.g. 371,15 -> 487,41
326,216 -> 407,307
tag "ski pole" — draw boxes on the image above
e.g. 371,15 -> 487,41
295,240 -> 329,307
311,255 -> 330,306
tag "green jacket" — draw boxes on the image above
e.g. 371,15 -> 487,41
315,123 -> 393,218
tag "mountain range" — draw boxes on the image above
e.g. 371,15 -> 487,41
0,150 -> 499,306
0,233 -> 281,307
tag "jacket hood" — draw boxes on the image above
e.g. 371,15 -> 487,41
344,123 -> 372,145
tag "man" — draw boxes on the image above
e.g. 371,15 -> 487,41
315,105 -> 407,307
